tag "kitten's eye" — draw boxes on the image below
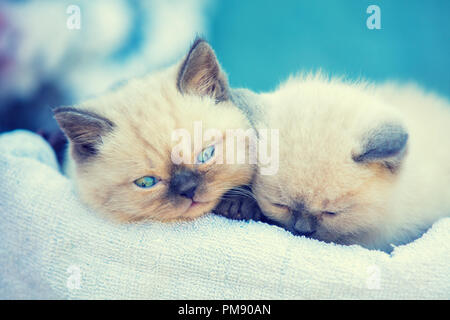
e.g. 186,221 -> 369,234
197,145 -> 215,164
323,211 -> 337,216
268,202 -> 289,213
272,202 -> 290,211
134,176 -> 158,189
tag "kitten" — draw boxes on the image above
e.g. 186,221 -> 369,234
54,39 -> 255,222
252,74 -> 450,251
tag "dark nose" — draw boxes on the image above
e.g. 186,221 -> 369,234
170,169 -> 199,199
293,216 -> 316,235
180,185 -> 197,199
292,207 -> 317,236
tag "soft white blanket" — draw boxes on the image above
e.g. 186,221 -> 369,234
0,130 -> 449,299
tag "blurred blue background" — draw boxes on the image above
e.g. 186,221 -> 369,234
212,0 -> 450,95
0,0 -> 449,134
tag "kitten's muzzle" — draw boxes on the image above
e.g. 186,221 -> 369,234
292,210 -> 318,236
169,169 -> 200,199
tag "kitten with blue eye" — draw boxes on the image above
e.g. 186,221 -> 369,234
53,39 -> 255,222
247,74 -> 450,251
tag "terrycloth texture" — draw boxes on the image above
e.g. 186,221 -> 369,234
0,130 -> 449,299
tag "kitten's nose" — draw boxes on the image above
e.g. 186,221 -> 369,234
294,217 -> 316,235
292,210 -> 317,236
180,185 -> 197,199
170,169 -> 199,199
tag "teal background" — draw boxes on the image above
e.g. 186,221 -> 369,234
209,0 -> 450,96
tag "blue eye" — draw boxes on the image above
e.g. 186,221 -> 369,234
134,176 -> 158,189
197,145 -> 215,163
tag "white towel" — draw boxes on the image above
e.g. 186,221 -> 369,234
0,130 -> 449,299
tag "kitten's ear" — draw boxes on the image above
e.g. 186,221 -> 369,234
53,107 -> 114,162
353,123 -> 408,172
177,38 -> 230,102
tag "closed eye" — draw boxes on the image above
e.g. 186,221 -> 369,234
322,211 -> 337,216
272,203 -> 288,209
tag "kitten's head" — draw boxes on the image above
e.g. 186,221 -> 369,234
54,39 -> 254,222
253,76 -> 409,247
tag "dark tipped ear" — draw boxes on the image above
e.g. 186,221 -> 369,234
53,107 -> 114,162
353,123 -> 408,172
177,38 -> 229,103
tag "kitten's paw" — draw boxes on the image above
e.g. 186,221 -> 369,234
213,189 -> 263,222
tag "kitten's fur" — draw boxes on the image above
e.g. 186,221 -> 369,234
54,39 -> 255,222
252,74 -> 450,251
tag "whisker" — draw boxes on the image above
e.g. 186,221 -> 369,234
217,185 -> 257,201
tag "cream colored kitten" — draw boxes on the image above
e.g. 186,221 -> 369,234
253,74 -> 450,251
54,39 -> 255,222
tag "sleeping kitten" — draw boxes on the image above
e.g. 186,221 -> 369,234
252,74 -> 450,251
54,39 -> 255,222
